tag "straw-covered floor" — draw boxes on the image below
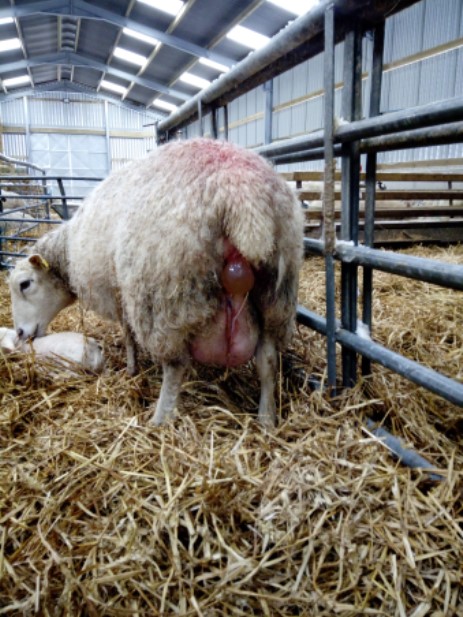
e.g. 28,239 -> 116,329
0,244 -> 462,616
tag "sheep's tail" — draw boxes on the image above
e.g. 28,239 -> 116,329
222,196 -> 276,266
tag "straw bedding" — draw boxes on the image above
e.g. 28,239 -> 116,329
0,245 -> 462,616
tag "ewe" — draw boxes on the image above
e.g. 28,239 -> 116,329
9,138 -> 303,426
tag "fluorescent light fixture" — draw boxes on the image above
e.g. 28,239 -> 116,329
152,99 -> 177,112
0,37 -> 21,52
179,72 -> 210,89
113,46 -> 148,66
266,0 -> 319,16
123,27 -> 159,47
0,17 -> 14,25
226,25 -> 270,50
100,79 -> 127,95
3,74 -> 30,87
137,0 -> 184,17
199,57 -> 230,73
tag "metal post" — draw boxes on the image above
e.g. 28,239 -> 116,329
323,3 -> 337,391
223,105 -> 229,140
57,177 -> 70,220
23,96 -> 32,166
340,24 -> 363,388
362,23 -> 385,376
264,80 -> 274,145
103,100 -> 112,174
198,99 -> 204,137
211,106 -> 218,139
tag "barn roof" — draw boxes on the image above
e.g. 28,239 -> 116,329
0,0 -> 309,114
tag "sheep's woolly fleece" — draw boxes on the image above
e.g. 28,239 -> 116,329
0,244 -> 462,616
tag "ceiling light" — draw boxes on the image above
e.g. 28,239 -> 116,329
226,25 -> 270,50
0,37 -> 21,52
266,0 -> 319,16
113,47 -> 148,67
199,57 -> 230,73
152,99 -> 177,112
123,27 -> 159,47
0,17 -> 14,25
137,0 -> 184,17
179,72 -> 211,89
3,74 -> 30,87
100,79 -> 127,95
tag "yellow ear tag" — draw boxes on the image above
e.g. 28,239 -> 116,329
40,257 -> 50,270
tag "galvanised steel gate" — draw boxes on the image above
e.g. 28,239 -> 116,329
155,0 -> 463,412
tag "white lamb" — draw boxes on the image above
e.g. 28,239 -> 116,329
9,138 -> 304,427
0,327 -> 104,373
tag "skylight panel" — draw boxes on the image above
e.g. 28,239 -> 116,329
266,0 -> 319,16
3,74 -> 30,87
113,47 -> 148,67
137,0 -> 184,17
179,72 -> 211,89
226,26 -> 270,50
123,27 -> 159,47
100,80 -> 127,95
0,17 -> 14,25
0,37 -> 21,52
152,99 -> 177,112
199,58 -> 230,73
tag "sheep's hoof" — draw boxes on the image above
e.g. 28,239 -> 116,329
148,402 -> 176,426
258,410 -> 276,430
126,362 -> 138,377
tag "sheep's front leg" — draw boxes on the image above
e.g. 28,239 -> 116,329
256,336 -> 277,428
150,361 -> 186,425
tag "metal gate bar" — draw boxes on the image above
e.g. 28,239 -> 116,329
323,3 -> 337,391
362,22 -> 385,377
340,24 -> 363,388
271,120 -> 463,165
297,306 -> 463,408
256,98 -> 463,160
305,239 -> 463,292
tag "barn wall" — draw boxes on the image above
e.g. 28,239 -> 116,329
185,0 -> 463,170
0,91 -> 159,185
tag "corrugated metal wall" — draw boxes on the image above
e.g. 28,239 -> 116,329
1,0 -> 461,175
186,0 -> 462,170
0,91 -> 160,182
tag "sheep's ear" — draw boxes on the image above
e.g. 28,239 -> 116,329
28,254 -> 50,271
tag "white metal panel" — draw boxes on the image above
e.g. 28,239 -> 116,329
418,49 -> 459,104
384,1 -> 425,64
110,137 -> 152,170
382,63 -> 420,112
107,102 -> 161,130
28,132 -> 107,195
307,52 -> 324,93
455,48 -> 463,96
2,133 -> 27,161
423,0 -> 462,48
0,98 -> 26,126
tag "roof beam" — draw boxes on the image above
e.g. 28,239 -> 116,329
0,81 -> 164,115
0,51 -> 191,101
0,0 -> 235,68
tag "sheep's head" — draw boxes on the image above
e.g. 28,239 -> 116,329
9,254 -> 75,341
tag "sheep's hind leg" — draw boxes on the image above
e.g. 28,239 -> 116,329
255,336 -> 277,428
124,323 -> 138,376
150,361 -> 186,425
